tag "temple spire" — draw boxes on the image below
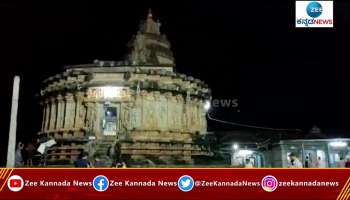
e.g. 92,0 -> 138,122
139,9 -> 160,35
128,10 -> 175,66
147,8 -> 153,19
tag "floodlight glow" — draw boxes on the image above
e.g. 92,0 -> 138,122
232,144 -> 239,150
329,141 -> 347,148
204,100 -> 211,111
237,150 -> 253,156
103,86 -> 117,98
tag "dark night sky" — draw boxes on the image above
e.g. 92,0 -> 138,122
0,0 -> 349,165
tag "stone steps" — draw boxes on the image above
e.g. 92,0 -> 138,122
93,140 -> 114,158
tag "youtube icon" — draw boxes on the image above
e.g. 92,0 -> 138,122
10,179 -> 21,188
7,175 -> 24,192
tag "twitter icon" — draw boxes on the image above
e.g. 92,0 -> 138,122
178,175 -> 194,192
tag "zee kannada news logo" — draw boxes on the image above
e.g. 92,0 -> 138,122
295,1 -> 333,28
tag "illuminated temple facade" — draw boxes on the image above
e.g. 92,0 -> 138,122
38,11 -> 211,166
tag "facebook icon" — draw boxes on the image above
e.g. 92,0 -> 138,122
92,175 -> 109,192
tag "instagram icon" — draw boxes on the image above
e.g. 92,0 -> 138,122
261,175 -> 278,192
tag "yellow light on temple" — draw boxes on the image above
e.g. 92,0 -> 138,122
88,86 -> 129,99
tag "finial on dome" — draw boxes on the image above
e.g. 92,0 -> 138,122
139,8 -> 160,35
147,8 -> 153,19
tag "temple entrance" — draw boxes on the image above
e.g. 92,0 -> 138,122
102,103 -> 118,136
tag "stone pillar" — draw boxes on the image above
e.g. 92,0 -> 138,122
153,91 -> 161,130
140,90 -> 147,129
74,92 -> 84,128
56,95 -> 64,129
176,95 -> 184,131
64,93 -> 75,129
44,99 -> 50,131
49,97 -> 57,130
85,102 -> 96,136
192,99 -> 199,131
41,102 -> 46,132
132,94 -> 142,130
164,92 -> 173,131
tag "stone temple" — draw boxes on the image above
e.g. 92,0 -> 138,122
38,11 -> 212,166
